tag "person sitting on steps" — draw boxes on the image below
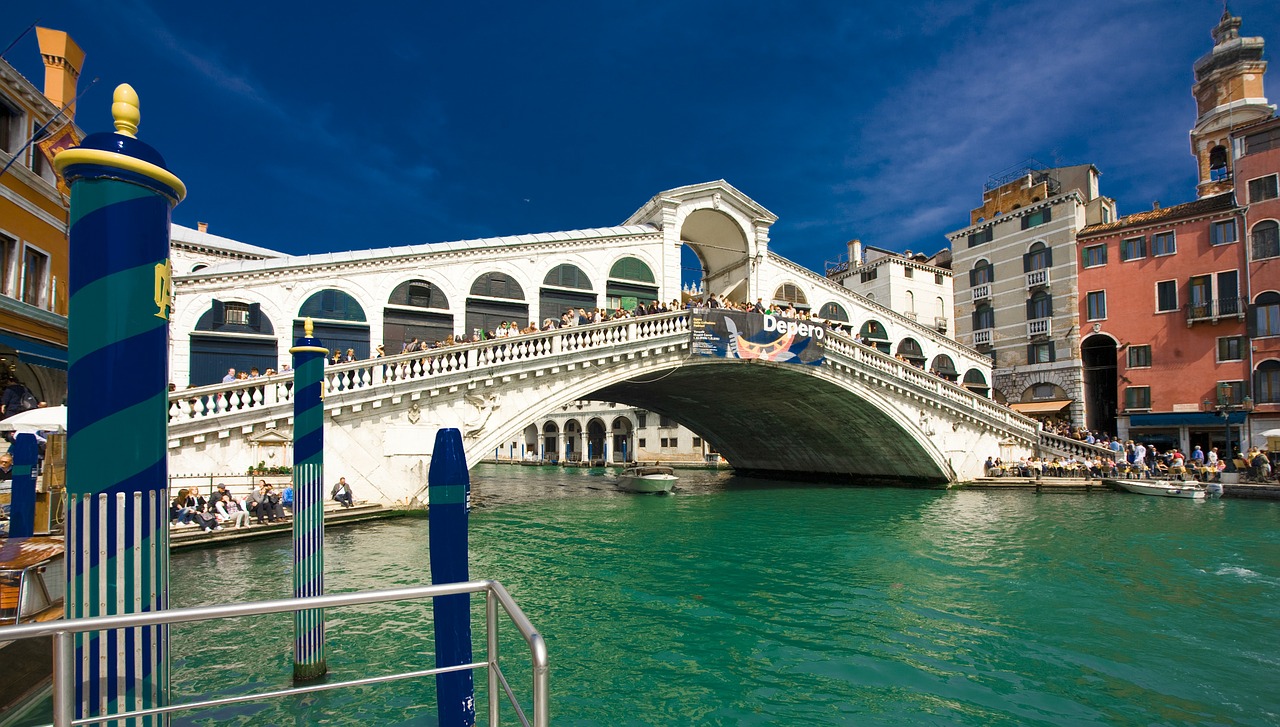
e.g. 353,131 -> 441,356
331,477 -> 355,508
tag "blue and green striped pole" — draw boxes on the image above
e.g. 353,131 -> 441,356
54,84 -> 185,724
429,428 -> 476,726
290,318 -> 328,681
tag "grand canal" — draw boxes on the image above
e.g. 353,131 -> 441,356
117,466 -> 1280,724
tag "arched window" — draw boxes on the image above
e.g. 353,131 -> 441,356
969,259 -> 993,287
607,257 -> 657,311
388,279 -> 449,309
189,301 -> 277,386
931,354 -> 958,380
190,263 -> 208,273
609,257 -> 655,283
1024,241 -> 1052,271
299,289 -> 366,321
973,303 -> 994,331
540,265 -> 595,321
1256,360 -> 1280,403
470,272 -> 524,299
963,369 -> 989,397
905,291 -> 915,314
1253,291 -> 1280,337
896,338 -> 924,364
772,282 -> 808,308
1027,290 -> 1053,320
1209,145 -> 1230,181
543,264 -> 592,290
859,320 -> 890,354
818,302 -> 849,322
1252,220 -> 1279,260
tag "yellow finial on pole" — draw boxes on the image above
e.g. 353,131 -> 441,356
112,83 -> 140,138
305,317 -> 314,337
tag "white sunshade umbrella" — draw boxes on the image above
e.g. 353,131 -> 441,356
1260,429 -> 1280,438
0,405 -> 67,433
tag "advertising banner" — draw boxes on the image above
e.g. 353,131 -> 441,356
690,309 -> 825,365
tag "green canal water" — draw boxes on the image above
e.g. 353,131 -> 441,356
109,466 -> 1280,724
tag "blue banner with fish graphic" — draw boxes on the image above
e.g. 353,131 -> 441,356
690,309 -> 826,365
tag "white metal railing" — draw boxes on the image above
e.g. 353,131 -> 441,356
973,328 -> 993,347
1025,269 -> 1049,288
0,580 -> 548,727
1027,318 -> 1051,338
972,284 -> 991,302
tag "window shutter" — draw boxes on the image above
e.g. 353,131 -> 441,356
248,303 -> 261,329
1023,252 -> 1032,273
211,299 -> 225,330
969,268 -> 978,286
1049,343 -> 1057,362
1026,344 -> 1034,363
972,310 -> 982,329
1247,305 -> 1259,338
1044,247 -> 1053,266
1025,298 -> 1035,318
1043,207 -> 1052,223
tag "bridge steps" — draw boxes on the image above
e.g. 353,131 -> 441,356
169,502 -> 400,551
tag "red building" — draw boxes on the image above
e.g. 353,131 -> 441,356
1236,116 -> 1280,441
1076,195 -> 1249,455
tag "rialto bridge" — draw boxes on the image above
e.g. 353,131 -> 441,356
165,182 -> 1099,504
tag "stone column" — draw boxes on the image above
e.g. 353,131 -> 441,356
54,83 -> 185,725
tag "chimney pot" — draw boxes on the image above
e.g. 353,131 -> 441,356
197,222 -> 208,233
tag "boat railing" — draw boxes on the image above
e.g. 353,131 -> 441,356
0,579 -> 548,727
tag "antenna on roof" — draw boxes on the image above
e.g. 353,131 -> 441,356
0,20 -> 38,60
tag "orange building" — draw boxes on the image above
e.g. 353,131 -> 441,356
0,28 -> 82,404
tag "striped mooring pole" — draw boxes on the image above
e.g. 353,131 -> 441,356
429,428 -> 476,726
290,318 -> 329,681
53,84 -> 185,724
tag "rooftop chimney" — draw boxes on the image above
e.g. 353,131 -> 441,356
1152,200 -> 1161,210
847,238 -> 863,267
35,28 -> 85,120
197,222 -> 208,233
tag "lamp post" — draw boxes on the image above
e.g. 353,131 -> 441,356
1202,394 -> 1254,472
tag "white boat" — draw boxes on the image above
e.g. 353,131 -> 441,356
615,466 -> 678,494
1109,479 -> 1207,499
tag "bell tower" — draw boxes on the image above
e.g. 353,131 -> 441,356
1189,7 -> 1273,198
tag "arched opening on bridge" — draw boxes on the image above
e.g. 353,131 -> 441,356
771,282 -> 809,311
522,424 -> 539,460
1081,334 -> 1118,435
384,279 -> 452,350
896,338 -> 925,367
467,272 -> 529,337
611,416 -> 633,463
586,417 -> 608,462
930,354 -> 958,382
607,256 -> 659,312
680,209 -> 751,305
860,320 -> 891,354
295,289 -> 370,360
817,301 -> 848,323
189,300 -> 277,385
562,418 -> 582,462
540,264 -> 596,323
541,421 -> 559,463
962,369 -> 989,398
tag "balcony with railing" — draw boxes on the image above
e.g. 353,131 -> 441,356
1185,297 -> 1247,326
934,316 -> 948,333
1027,318 -> 1051,338
1025,268 -> 1049,289
903,310 -> 918,321
972,284 -> 991,302
973,328 -> 993,348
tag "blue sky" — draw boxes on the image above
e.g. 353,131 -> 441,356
6,1 -> 1277,275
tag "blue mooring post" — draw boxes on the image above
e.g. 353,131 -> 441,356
429,428 -> 476,726
54,84 -> 185,725
290,318 -> 329,681
8,432 -> 38,537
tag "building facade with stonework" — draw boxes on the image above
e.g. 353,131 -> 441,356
0,28 -> 83,406
1236,116 -> 1280,445
946,163 -> 1115,427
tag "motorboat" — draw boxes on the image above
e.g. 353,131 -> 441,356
615,466 -> 678,494
1108,479 -> 1207,499
0,535 -> 66,718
